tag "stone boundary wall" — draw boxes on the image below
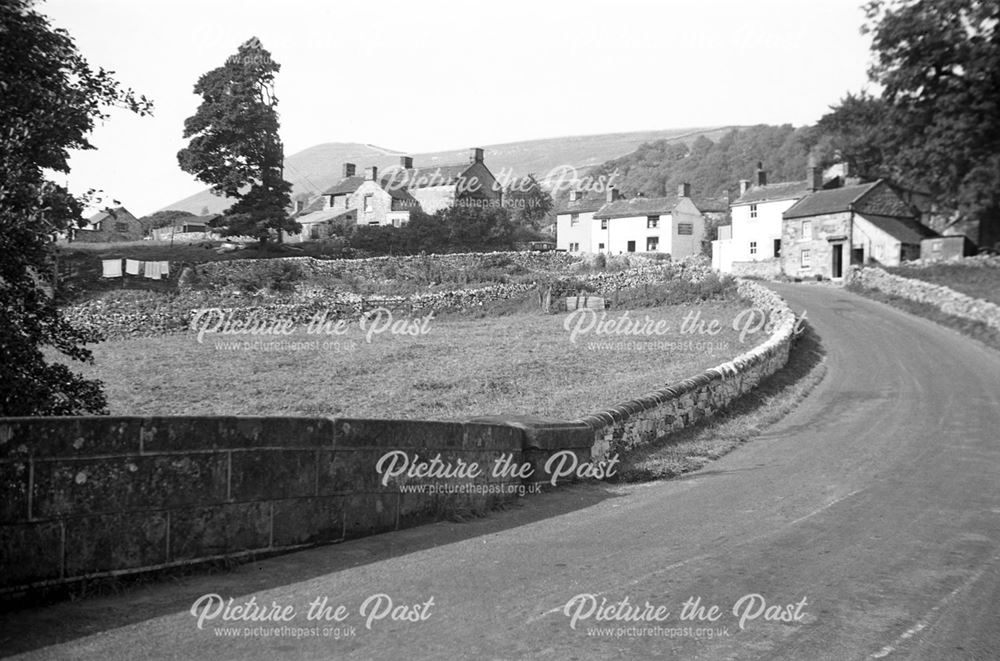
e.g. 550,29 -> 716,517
731,259 -> 783,280
849,265 -> 1000,332
576,280 -> 797,456
3,416 -> 594,596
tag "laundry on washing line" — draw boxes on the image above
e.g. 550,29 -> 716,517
125,259 -> 141,275
102,259 -> 122,278
142,260 -> 171,280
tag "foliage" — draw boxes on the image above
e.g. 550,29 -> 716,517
177,37 -> 296,244
344,205 -> 518,256
583,125 -> 813,201
503,174 -> 553,227
0,0 -> 152,415
822,0 -> 1000,247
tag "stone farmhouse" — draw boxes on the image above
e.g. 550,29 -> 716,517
555,184 -> 716,258
284,148 -> 500,243
781,179 -> 937,278
72,206 -> 144,242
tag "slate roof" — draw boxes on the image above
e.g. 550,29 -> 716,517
382,164 -> 471,190
783,181 -> 880,219
322,176 -> 365,196
554,196 -> 607,215
733,180 -> 811,205
594,196 -> 679,220
859,213 -> 938,245
297,208 -> 356,225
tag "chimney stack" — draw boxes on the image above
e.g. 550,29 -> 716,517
343,163 -> 356,178
808,164 -> 823,192
677,182 -> 691,198
739,179 -> 751,196
364,166 -> 378,181
606,186 -> 619,203
293,199 -> 304,214
469,147 -> 484,164
755,161 -> 767,187
400,156 -> 413,169
569,189 -> 581,202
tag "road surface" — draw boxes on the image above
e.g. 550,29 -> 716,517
5,284 -> 1000,660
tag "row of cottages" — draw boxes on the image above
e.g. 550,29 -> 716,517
555,184 -> 721,257
713,162 -> 939,278
285,148 -> 501,242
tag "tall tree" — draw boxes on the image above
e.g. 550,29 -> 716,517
0,0 -> 152,415
863,0 -> 1000,247
177,38 -> 296,245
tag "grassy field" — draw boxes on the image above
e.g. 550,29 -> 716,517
74,303 -> 757,420
887,261 -> 1000,305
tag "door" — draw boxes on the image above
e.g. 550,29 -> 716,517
627,241 -> 636,253
832,243 -> 843,278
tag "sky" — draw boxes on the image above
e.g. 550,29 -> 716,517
42,0 -> 875,216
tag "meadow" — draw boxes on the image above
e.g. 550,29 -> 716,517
76,302 -> 757,420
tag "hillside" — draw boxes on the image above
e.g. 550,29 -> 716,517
585,124 -> 818,202
161,127 -> 740,214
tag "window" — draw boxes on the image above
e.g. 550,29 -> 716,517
647,215 -> 659,228
801,250 -> 811,268
598,242 -> 605,251
802,220 -> 812,240
310,225 -> 320,239
750,241 -> 757,255
569,242 -> 580,252
750,204 -> 758,219
600,219 -> 608,230
627,240 -> 636,253
647,236 -> 659,251
363,194 -> 373,213
773,239 -> 781,258
677,223 -> 693,235
115,222 -> 128,233
570,213 -> 580,226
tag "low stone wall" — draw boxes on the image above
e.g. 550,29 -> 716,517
0,416 -> 551,596
731,259 -> 783,280
849,265 -> 1000,332
577,280 -> 797,456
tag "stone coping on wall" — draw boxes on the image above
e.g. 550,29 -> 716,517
574,279 -> 798,456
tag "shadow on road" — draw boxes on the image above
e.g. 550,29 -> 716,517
0,482 -> 622,657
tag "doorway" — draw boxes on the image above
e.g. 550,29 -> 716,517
832,243 -> 843,278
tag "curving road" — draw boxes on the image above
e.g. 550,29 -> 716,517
6,284 -> 1000,660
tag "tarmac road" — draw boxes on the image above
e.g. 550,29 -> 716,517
7,284 -> 1000,660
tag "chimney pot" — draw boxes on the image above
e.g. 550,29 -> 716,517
343,162 -> 356,178
365,166 -> 378,181
677,182 -> 691,198
469,147 -> 484,164
739,179 -> 751,196
400,156 -> 413,169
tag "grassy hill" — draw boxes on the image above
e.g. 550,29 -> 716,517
161,127 -> 740,214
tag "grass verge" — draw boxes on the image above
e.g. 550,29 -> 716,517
613,321 -> 827,482
845,283 -> 1000,353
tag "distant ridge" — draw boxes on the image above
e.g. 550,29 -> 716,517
160,126 -> 740,214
